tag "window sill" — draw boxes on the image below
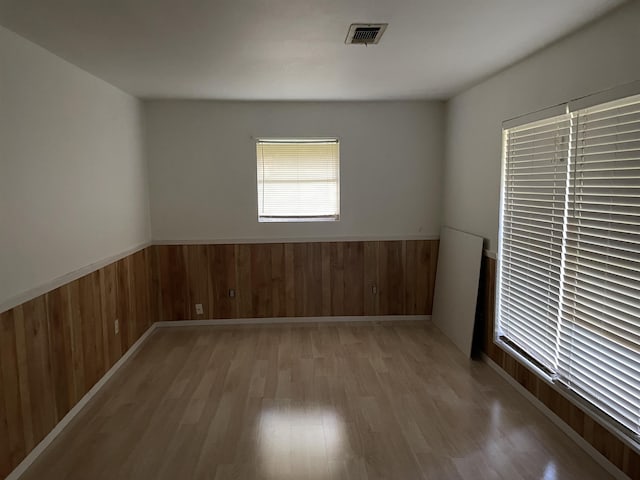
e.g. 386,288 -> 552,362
258,216 -> 340,223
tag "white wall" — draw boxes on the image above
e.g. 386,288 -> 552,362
443,2 -> 640,251
145,100 -> 444,242
0,26 -> 151,309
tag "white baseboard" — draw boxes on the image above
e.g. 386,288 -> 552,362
482,354 -> 628,480
6,323 -> 158,480
155,315 -> 430,327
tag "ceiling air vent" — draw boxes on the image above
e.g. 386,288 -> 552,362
345,23 -> 388,45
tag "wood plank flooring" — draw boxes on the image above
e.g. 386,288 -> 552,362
20,322 -> 613,480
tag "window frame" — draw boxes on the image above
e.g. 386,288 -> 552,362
495,81 -> 640,451
255,137 -> 341,223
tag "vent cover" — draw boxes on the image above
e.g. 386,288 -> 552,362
345,23 -> 388,45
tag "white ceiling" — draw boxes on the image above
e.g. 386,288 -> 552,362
0,0 -> 624,100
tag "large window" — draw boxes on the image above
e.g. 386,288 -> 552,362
256,139 -> 340,222
497,91 -> 640,443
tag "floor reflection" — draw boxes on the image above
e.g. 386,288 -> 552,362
542,461 -> 557,480
257,407 -> 345,479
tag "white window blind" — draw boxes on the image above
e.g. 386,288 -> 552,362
559,95 -> 640,438
498,92 -> 640,441
256,139 -> 339,222
498,114 -> 571,371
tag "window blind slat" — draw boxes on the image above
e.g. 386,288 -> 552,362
504,247 -> 564,265
575,147 -> 640,159
501,285 -> 560,319
556,359 -> 639,420
563,279 -> 640,324
503,224 -> 565,243
556,336 -> 640,388
557,340 -> 640,403
560,297 -> 640,347
564,253 -> 640,281
556,323 -> 640,372
577,110 -> 640,131
502,256 -> 562,279
567,219 -> 640,236
575,124 -> 640,144
563,265 -> 640,296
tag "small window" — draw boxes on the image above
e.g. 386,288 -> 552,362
256,138 -> 340,222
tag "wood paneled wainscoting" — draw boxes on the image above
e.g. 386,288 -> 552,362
0,248 -> 155,479
152,240 -> 439,321
477,255 -> 640,479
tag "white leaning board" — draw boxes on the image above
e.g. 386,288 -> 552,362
432,227 -> 484,357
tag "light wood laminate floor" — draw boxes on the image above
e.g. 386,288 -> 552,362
21,322 -> 613,480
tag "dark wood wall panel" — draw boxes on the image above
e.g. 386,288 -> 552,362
22,296 -> 56,449
344,241 -> 365,316
153,239 -> 439,321
185,245 -> 210,319
377,241 -> 404,315
208,244 -> 237,319
0,247 -> 154,479
99,263 -> 119,371
270,244 -> 287,318
155,245 -> 188,323
0,308 -> 26,470
478,255 -> 640,479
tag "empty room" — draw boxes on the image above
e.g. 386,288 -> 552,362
1,0 -> 639,479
